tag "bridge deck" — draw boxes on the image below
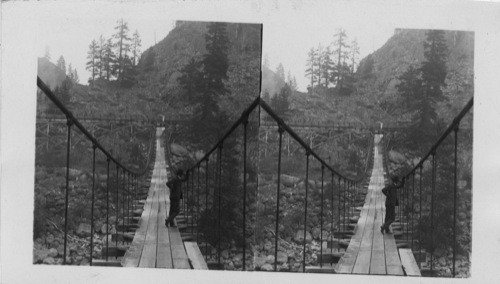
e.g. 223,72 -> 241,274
336,134 -> 417,276
121,127 -> 192,269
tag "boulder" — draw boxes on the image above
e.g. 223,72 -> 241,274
280,174 -> 301,187
261,264 -> 274,271
277,251 -> 288,264
43,257 -> 56,265
254,256 -> 267,268
194,150 -> 205,161
221,250 -> 229,259
171,143 -> 188,157
294,230 -> 313,243
76,223 -> 92,237
48,248 -> 58,258
34,249 -> 49,263
389,150 -> 406,164
266,255 -> 275,264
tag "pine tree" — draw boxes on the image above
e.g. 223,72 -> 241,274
276,63 -> 285,82
333,28 -> 349,91
271,83 -> 291,119
102,38 -> 116,81
97,35 -> 106,79
321,46 -> 334,88
73,69 -> 79,84
131,30 -> 142,66
287,71 -> 297,91
315,44 -> 324,87
178,58 -> 204,103
113,19 -> 131,81
350,39 -> 360,73
86,40 -> 99,84
397,29 -> 449,150
305,47 -> 317,92
56,56 -> 66,74
417,29 -> 449,146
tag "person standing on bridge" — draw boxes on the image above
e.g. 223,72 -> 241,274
381,176 -> 404,234
165,169 -> 188,227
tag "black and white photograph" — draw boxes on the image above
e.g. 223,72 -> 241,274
1,1 -> 500,283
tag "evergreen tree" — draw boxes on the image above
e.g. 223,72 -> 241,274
397,29 -> 449,150
333,28 -> 349,91
56,56 -> 66,74
73,69 -> 79,84
131,30 -> 142,66
102,38 -> 116,81
271,83 -> 291,119
113,19 -> 131,81
86,40 -> 99,84
350,39 -> 360,73
314,44 -> 324,87
276,63 -> 285,82
417,29 -> 449,147
321,46 -> 334,88
97,35 -> 106,79
178,58 -> 204,103
305,47 -> 317,92
287,71 -> 298,91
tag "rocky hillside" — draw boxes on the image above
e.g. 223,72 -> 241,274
356,29 -> 474,123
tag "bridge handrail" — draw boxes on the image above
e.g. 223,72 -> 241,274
394,97 -> 473,277
402,97 -> 473,179
37,76 -> 150,176
186,96 -> 361,183
37,76 -> 155,266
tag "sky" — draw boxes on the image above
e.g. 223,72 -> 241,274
36,1 -> 396,92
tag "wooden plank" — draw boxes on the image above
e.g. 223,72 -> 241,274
139,189 -> 159,267
185,242 -> 209,270
399,248 -> 421,276
157,168 -> 173,269
169,227 -> 190,269
121,167 -> 157,267
370,189 -> 387,275
352,185 -> 376,274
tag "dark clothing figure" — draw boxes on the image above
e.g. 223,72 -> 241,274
165,170 -> 187,227
381,177 -> 403,233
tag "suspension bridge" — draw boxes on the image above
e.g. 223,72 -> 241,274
35,76 -> 473,277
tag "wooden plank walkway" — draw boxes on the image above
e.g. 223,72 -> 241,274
121,127 -> 193,269
336,134 -> 418,276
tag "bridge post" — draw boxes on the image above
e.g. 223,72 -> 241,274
115,164 -> 119,255
412,172 -> 416,251
303,151 -> 311,273
90,144 -> 97,266
331,172 -> 334,255
452,126 -> 459,277
320,165 -> 324,268
205,159 -> 209,262
338,176 -> 342,252
430,152 -> 436,274
242,118 -> 248,271
418,166 -> 423,269
274,125 -> 284,272
197,165 -> 201,244
106,157 -> 110,262
217,144 -> 223,269
63,118 -> 73,265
